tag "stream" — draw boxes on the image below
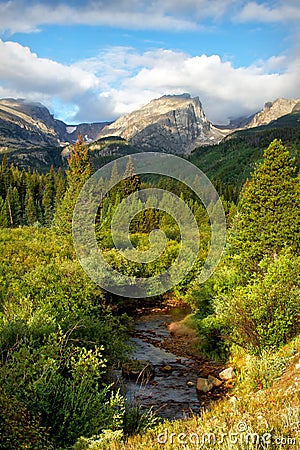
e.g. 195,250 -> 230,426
114,307 -> 225,420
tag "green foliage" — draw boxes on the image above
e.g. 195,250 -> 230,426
0,329 -> 122,447
0,392 -> 54,450
231,139 -> 300,272
42,165 -> 56,226
123,403 -> 158,437
0,195 -> 8,227
0,156 -> 66,228
74,430 -> 124,450
73,403 -> 158,449
216,251 -> 300,355
0,226 -> 132,447
190,123 -> 300,187
241,351 -> 289,391
54,135 -> 91,235
191,139 -> 300,358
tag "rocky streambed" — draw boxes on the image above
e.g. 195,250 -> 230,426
114,306 -> 233,420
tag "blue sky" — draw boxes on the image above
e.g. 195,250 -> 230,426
0,0 -> 299,124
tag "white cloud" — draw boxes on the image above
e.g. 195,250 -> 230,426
0,38 -> 104,122
0,39 -> 99,97
0,39 -> 299,124
0,1 -> 299,35
236,1 -> 300,23
0,0 -> 198,34
80,47 -> 300,124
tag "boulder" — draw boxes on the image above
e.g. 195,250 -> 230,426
159,365 -> 173,373
219,367 -> 236,381
208,374 -> 222,387
196,377 -> 214,393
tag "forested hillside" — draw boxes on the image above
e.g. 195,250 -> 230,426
190,113 -> 300,186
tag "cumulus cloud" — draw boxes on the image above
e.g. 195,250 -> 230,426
74,47 -> 300,124
0,39 -> 299,124
0,39 -> 99,97
0,39 -> 103,121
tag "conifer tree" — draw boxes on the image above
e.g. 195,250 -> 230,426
42,166 -> 56,227
121,156 -> 141,197
54,136 -> 91,235
6,186 -> 22,226
0,155 -> 9,200
0,196 -> 8,228
24,189 -> 37,226
232,139 -> 300,271
54,168 -> 66,208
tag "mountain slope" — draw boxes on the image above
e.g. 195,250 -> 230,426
190,111 -> 300,187
0,98 -> 109,149
0,99 -> 62,149
246,98 -> 300,128
99,94 -> 227,154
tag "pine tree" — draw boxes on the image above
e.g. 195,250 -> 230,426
42,166 -> 56,227
54,168 -> 66,208
232,139 -> 300,271
0,196 -> 8,228
54,136 -> 91,235
24,189 -> 37,226
6,186 -> 22,226
0,155 -> 10,200
120,156 -> 140,197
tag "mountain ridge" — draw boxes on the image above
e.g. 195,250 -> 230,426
0,98 -> 108,150
246,98 -> 300,128
0,94 -> 299,166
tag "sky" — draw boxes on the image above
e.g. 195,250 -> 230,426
0,0 -> 299,125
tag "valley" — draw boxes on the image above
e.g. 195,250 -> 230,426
0,95 -> 299,450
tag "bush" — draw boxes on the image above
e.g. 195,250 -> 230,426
242,351 -> 289,391
0,392 -> 54,450
0,329 -> 126,448
216,250 -> 300,355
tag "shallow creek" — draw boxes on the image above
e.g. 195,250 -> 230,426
114,307 -> 219,420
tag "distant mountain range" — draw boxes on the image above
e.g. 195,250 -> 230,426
0,94 -> 299,172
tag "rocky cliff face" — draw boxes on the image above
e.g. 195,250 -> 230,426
0,98 -> 108,150
0,99 -> 63,149
99,94 -> 227,154
246,98 -> 300,128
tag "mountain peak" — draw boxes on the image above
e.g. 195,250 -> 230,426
247,97 -> 300,128
99,93 -> 224,153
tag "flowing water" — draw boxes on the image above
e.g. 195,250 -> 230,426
115,307 -> 204,420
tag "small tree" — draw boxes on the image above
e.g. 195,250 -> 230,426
54,136 -> 91,235
196,140 -> 300,357
42,166 -> 56,227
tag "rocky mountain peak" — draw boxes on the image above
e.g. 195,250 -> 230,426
99,93 -> 225,153
247,97 -> 300,128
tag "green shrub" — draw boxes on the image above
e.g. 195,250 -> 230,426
216,250 -> 300,355
0,329 -> 126,448
0,392 -> 54,450
242,351 -> 289,391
